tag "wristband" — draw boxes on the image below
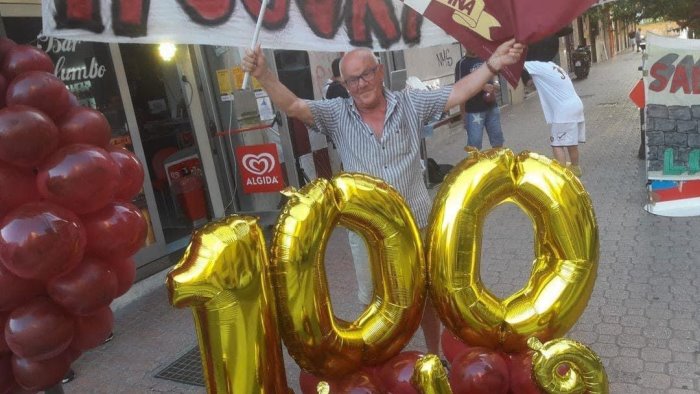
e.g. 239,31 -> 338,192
486,60 -> 499,75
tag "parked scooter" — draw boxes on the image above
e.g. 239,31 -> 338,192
572,45 -> 592,79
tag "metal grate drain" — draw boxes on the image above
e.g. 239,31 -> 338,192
154,346 -> 205,387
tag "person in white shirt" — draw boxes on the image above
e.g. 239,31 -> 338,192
523,60 -> 586,176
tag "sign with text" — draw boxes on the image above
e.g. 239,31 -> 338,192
235,143 -> 285,194
643,34 -> 700,217
42,0 -> 455,52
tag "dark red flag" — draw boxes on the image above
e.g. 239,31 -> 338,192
400,0 -> 596,85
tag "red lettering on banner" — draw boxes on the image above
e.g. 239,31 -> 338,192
345,0 -> 401,48
693,63 -> 700,94
295,0 -> 342,38
401,6 -> 422,45
242,0 -> 290,29
649,54 -> 679,93
449,0 -> 476,13
54,0 -> 104,33
669,55 -> 693,94
176,0 -> 236,25
113,0 -> 150,37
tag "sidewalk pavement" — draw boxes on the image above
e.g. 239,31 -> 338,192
65,49 -> 700,393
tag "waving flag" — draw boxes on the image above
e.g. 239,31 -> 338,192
401,0 -> 597,85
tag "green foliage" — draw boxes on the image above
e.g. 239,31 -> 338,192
605,0 -> 699,31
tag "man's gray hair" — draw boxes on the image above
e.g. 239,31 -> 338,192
339,48 -> 379,79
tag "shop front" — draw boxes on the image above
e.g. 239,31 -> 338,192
3,0 -> 468,278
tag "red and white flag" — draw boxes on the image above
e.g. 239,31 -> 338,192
401,0 -> 596,85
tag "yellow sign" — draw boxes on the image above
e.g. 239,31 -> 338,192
232,66 -> 262,90
437,0 -> 501,40
216,69 -> 233,95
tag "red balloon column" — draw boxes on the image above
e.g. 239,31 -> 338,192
0,41 -> 147,391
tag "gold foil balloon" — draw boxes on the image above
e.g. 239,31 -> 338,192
411,354 -> 453,394
528,337 -> 609,394
270,174 -> 426,377
166,216 -> 289,393
427,149 -> 598,352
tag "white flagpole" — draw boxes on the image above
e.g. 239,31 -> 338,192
242,0 -> 270,90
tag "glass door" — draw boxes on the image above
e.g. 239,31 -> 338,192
116,43 -> 215,249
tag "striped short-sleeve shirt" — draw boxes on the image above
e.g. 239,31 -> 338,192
307,87 -> 451,227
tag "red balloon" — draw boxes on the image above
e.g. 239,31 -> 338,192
107,258 -> 136,297
377,351 -> 423,394
441,329 -> 470,364
70,306 -> 113,351
1,353 -> 15,393
1,45 -> 54,81
0,313 -> 9,354
47,256 -> 118,316
4,297 -> 74,361
0,37 -> 16,62
81,202 -> 147,260
0,163 -> 39,222
11,351 -> 71,391
0,264 -> 44,312
66,91 -> 80,108
0,106 -> 59,168
6,71 -> 71,121
506,352 -> 542,394
0,74 -> 7,109
36,144 -> 120,214
58,107 -> 111,148
109,148 -> 145,201
449,347 -> 510,394
0,202 -> 85,280
336,370 -> 383,394
65,346 -> 82,364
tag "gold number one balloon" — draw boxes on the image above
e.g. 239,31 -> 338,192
166,216 -> 290,393
427,149 -> 599,352
270,174 -> 426,377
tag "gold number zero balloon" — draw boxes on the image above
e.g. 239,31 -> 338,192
270,174 -> 426,377
427,149 -> 598,352
528,337 -> 609,394
166,216 -> 289,393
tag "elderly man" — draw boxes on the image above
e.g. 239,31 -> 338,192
243,40 -> 523,357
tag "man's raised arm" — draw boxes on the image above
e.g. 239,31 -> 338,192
445,39 -> 524,111
242,44 -> 314,125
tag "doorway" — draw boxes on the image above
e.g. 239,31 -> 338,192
120,44 -> 212,244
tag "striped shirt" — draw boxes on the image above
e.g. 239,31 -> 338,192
307,87 -> 451,227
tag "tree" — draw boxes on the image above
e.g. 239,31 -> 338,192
610,0 -> 699,33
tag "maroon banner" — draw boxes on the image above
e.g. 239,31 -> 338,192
235,143 -> 285,194
401,0 -> 596,86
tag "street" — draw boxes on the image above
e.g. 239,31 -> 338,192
67,49 -> 700,393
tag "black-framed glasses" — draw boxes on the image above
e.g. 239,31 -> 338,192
343,65 -> 380,90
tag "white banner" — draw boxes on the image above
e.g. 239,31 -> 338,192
646,34 -> 700,106
42,0 -> 455,52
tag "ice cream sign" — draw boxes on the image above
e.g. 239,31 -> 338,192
235,144 -> 285,193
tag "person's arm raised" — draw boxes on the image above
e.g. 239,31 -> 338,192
242,44 -> 314,125
445,39 -> 524,111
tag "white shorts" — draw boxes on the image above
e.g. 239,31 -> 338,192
550,122 -> 586,147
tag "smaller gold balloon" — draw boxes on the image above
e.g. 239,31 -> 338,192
411,354 -> 453,394
528,337 -> 609,394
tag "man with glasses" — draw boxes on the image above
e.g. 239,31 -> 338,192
243,40 -> 523,359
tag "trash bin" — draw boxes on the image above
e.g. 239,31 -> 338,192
173,174 -> 207,223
